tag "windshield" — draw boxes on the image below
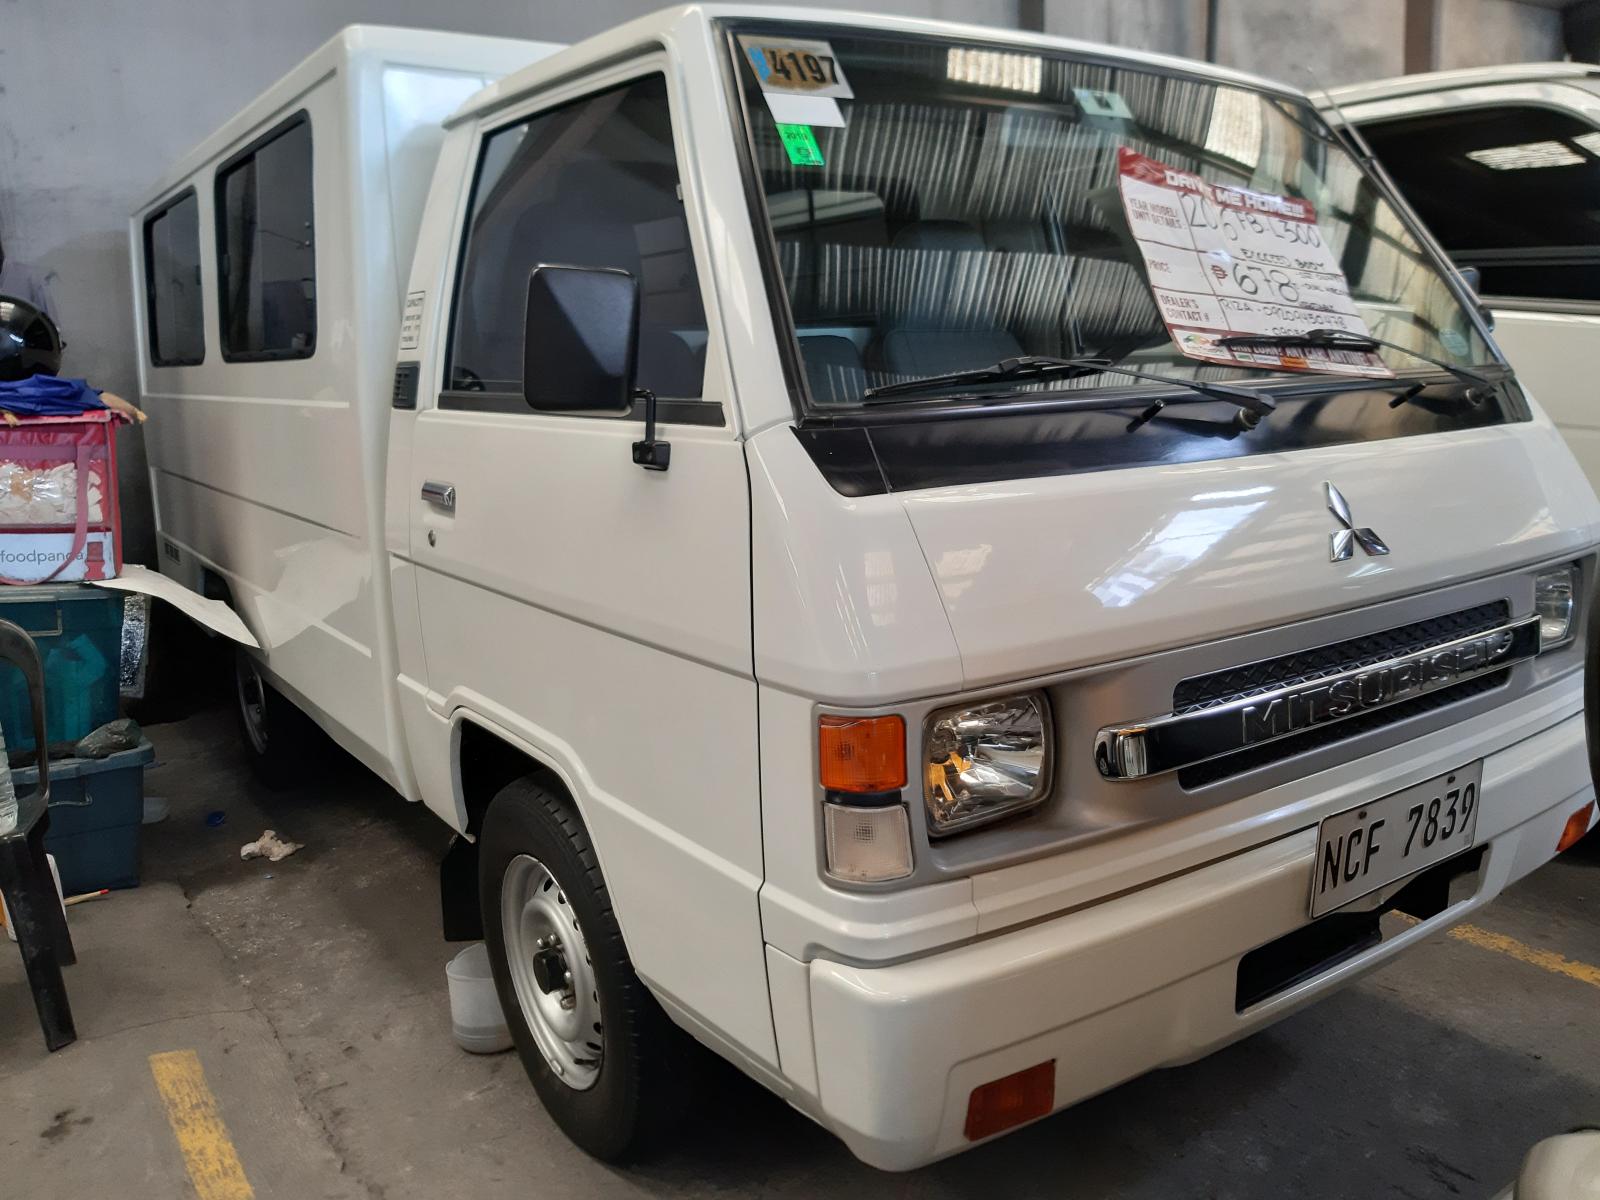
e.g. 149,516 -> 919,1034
727,27 -> 1495,410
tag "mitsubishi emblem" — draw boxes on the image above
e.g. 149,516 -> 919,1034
1325,482 -> 1390,562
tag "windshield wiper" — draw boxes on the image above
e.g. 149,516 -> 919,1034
1215,328 -> 1500,403
863,354 -> 1278,431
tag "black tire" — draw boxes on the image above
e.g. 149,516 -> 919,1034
231,648 -> 324,789
479,776 -> 684,1161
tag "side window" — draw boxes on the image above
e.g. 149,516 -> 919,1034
143,191 -> 205,366
1361,103 -> 1600,303
447,74 -> 707,403
216,113 -> 316,360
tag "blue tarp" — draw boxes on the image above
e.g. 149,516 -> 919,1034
0,376 -> 105,416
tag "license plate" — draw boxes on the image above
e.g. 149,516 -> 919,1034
1310,761 -> 1482,917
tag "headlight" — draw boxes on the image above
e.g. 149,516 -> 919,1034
1535,566 -> 1576,649
924,692 -> 1052,835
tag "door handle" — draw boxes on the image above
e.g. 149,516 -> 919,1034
421,481 -> 456,512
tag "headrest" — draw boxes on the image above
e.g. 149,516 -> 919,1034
890,220 -> 985,254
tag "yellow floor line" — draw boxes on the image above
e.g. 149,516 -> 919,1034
1443,923 -> 1600,990
148,1050 -> 256,1200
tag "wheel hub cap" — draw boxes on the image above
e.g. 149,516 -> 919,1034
501,854 -> 602,1089
235,659 -> 269,754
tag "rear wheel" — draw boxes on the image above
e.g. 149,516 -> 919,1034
479,776 -> 685,1160
231,649 -> 323,788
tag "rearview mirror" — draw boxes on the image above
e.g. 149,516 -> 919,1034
522,264 -> 638,414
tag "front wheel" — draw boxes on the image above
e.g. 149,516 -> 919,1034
479,776 -> 685,1160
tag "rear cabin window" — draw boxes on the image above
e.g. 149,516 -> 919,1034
216,113 -> 316,360
446,74 -> 708,403
1361,104 -> 1600,303
143,191 -> 205,365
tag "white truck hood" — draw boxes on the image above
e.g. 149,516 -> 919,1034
748,413 -> 1600,703
903,419 -> 1600,690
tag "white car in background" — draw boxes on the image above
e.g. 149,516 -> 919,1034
1328,65 -> 1600,488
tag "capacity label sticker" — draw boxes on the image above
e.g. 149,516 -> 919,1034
739,36 -> 851,127
400,290 -> 425,351
1116,147 -> 1392,378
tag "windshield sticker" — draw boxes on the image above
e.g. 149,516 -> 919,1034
776,123 -> 825,167
740,36 -> 851,128
1074,88 -> 1132,120
1116,147 -> 1394,378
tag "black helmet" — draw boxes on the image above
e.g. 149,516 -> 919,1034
0,295 -> 62,382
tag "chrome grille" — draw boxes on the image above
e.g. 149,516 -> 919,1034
1173,600 -> 1512,714
1173,600 -> 1514,789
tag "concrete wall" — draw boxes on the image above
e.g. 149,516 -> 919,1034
1212,0 -> 1408,87
1042,0 -> 1207,57
1041,0 -> 1568,85
1438,0 -> 1568,68
0,0 -> 1572,565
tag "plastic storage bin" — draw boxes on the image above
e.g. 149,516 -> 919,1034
0,585 -> 122,752
12,740 -> 154,893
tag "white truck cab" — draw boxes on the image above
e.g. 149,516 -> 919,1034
131,10 -> 1600,1171
1328,64 -> 1600,488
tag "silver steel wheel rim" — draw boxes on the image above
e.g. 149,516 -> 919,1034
236,658 -> 269,755
501,853 -> 603,1090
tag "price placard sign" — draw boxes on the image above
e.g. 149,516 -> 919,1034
1117,147 -> 1393,378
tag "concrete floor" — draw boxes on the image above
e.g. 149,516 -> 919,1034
4,695 -> 1600,1199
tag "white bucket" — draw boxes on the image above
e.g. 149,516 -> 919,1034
446,943 -> 512,1054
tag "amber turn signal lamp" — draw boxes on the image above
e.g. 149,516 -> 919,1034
818,714 -> 906,793
1557,802 -> 1595,853
963,1060 -> 1056,1142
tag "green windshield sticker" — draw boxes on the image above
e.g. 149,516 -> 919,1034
777,123 -> 825,167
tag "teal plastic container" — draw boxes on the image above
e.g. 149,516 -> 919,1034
0,585 -> 122,752
14,741 -> 154,893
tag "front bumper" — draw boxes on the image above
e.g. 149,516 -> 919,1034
779,711 -> 1593,1171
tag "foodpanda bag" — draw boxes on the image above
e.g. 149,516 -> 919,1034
0,410 -> 124,584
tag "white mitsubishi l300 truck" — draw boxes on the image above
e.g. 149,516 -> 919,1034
129,8 -> 1600,1170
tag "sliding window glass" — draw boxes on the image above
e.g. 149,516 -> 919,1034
143,190 -> 204,366
216,113 -> 317,360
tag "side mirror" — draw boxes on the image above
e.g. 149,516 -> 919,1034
522,264 -> 637,413
521,264 -> 671,470
1456,265 -> 1495,332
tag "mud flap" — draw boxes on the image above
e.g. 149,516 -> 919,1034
441,833 -> 483,941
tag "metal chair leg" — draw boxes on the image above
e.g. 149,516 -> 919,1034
26,820 -> 73,966
1,837 -> 76,1051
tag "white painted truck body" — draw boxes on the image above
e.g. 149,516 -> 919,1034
1329,65 -> 1600,493
131,12 -> 1599,1170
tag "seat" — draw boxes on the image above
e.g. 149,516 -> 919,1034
876,329 -> 1024,378
260,280 -> 312,351
873,220 -> 1024,377
800,335 -> 868,405
982,219 -> 1053,255
636,326 -> 703,400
